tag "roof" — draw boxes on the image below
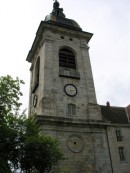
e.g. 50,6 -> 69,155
44,1 -> 82,31
45,15 -> 82,31
100,105 -> 129,124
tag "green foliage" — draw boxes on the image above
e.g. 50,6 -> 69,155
0,75 -> 24,115
21,135 -> 63,173
0,75 -> 63,173
0,75 -> 24,173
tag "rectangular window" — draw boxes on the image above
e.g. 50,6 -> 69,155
119,147 -> 125,161
116,130 -> 123,142
68,104 -> 76,116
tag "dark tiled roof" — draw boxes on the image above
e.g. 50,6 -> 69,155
100,105 -> 128,124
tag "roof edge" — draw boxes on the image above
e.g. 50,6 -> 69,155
26,21 -> 93,62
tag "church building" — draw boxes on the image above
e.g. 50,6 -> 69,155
26,1 -> 130,173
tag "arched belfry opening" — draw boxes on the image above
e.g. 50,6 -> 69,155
59,48 -> 76,69
32,57 -> 40,93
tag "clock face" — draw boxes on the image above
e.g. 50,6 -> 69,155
64,84 -> 77,97
33,95 -> 37,107
67,135 -> 84,153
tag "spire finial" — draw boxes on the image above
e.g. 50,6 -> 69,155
52,0 -> 65,18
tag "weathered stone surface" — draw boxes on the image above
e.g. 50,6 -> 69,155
38,117 -> 112,173
27,18 -> 130,173
29,23 -> 101,121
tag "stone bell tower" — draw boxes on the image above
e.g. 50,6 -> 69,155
26,1 -> 112,173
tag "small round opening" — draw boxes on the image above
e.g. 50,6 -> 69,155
69,38 -> 73,41
74,142 -> 76,145
61,36 -> 64,39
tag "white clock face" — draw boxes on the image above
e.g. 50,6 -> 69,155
64,84 -> 77,96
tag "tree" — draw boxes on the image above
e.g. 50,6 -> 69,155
0,75 -> 24,173
0,75 -> 63,173
19,116 -> 63,173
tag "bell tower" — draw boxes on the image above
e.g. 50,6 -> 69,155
26,1 -> 112,173
27,0 -> 101,121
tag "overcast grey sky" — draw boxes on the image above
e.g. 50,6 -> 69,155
0,0 -> 130,110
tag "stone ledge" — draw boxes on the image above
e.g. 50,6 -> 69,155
59,69 -> 80,79
36,115 -> 107,127
36,115 -> 130,128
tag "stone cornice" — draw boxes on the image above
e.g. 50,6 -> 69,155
26,21 -> 93,62
36,115 -> 130,128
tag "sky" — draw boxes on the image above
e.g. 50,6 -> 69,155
0,0 -> 130,111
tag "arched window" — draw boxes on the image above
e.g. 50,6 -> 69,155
32,57 -> 40,93
35,57 -> 40,84
59,48 -> 76,69
68,104 -> 76,116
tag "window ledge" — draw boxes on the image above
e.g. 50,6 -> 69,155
59,69 -> 80,79
120,161 -> 128,163
68,114 -> 77,117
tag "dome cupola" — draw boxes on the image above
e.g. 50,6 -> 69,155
45,0 -> 82,31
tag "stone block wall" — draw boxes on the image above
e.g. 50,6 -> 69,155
39,118 -> 112,173
107,126 -> 130,173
